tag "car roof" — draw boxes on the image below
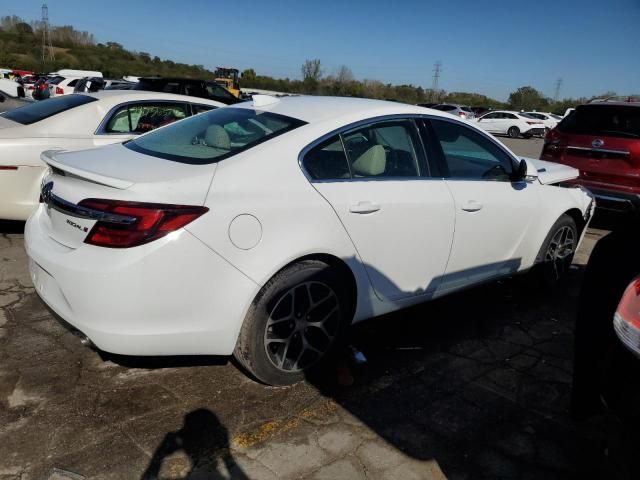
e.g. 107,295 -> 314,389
580,101 -> 640,108
231,95 -> 453,124
83,90 -> 223,106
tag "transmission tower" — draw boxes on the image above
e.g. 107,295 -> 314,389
41,3 -> 55,68
431,61 -> 442,101
554,77 -> 563,102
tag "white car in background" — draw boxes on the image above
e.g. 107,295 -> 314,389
525,112 -> 562,131
0,91 -> 223,220
25,95 -> 593,385
475,110 -> 546,138
47,69 -> 103,96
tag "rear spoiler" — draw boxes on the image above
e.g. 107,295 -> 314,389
41,150 -> 134,189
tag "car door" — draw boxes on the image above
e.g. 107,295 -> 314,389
304,118 -> 456,301
93,101 -> 189,147
477,112 -> 500,133
427,117 -> 540,291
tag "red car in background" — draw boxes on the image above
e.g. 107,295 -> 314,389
541,100 -> 640,213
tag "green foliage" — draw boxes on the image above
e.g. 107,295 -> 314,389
0,15 -> 214,78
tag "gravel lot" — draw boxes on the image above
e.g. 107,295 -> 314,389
0,137 -> 616,480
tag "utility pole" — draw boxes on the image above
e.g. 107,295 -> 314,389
431,61 -> 442,101
554,77 -> 563,102
41,3 -> 54,70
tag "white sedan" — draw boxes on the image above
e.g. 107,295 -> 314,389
525,112 -> 563,130
475,110 -> 546,138
0,91 -> 223,220
25,96 -> 594,385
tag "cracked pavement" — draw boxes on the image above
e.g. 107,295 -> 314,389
0,222 -> 613,479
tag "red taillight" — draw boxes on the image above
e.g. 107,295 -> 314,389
458,111 -> 466,118
613,277 -> 640,357
542,128 -> 563,159
616,277 -> 640,329
55,87 -> 64,95
526,121 -> 537,125
28,86 -> 34,90
78,199 -> 209,248
0,166 -> 18,170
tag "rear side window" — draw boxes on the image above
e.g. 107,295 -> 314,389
47,76 -> 65,85
126,107 -> 306,164
558,105 -> 640,139
303,136 -> 350,180
105,103 -> 187,134
1,94 -> 98,125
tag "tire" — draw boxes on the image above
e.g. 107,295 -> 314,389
508,126 -> 520,138
234,260 -> 352,385
533,214 -> 578,285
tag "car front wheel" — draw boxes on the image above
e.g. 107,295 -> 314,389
234,260 -> 352,385
534,214 -> 578,284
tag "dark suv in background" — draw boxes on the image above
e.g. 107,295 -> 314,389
132,77 -> 241,105
541,100 -> 640,213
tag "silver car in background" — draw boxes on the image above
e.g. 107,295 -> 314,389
431,103 -> 476,120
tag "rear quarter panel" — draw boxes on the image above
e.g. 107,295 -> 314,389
185,125 -> 378,322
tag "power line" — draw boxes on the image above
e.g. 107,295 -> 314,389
554,77 -> 563,101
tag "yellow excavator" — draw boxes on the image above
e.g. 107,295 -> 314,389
214,67 -> 240,98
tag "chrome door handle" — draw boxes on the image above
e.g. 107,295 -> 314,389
461,200 -> 483,212
349,201 -> 381,214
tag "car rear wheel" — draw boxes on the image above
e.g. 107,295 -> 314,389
534,214 -> 578,284
233,260 -> 352,385
508,126 -> 520,138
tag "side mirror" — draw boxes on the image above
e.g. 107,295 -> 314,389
512,158 -> 538,182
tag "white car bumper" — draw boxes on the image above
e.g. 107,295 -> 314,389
25,205 -> 259,356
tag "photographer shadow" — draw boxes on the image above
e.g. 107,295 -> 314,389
141,408 -> 247,480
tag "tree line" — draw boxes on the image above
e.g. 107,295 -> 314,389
0,15 -> 620,113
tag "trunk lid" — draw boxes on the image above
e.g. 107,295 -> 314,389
39,143 -> 216,248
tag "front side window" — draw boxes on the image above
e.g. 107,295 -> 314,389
431,119 -> 515,181
342,120 -> 423,178
126,107 -> 306,164
105,103 -> 187,134
482,112 -> 499,119
1,94 -> 98,125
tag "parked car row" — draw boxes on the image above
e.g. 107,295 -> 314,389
0,94 -> 595,384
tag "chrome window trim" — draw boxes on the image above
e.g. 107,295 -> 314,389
94,100 -> 190,136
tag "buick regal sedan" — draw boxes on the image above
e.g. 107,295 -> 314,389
25,96 -> 594,385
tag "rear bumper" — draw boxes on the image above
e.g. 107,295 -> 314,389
25,205 -> 259,356
524,127 -> 546,136
556,178 -> 640,213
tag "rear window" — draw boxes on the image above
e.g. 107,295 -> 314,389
1,94 -> 98,125
461,107 -> 473,112
558,105 -> 640,139
434,105 -> 456,111
47,76 -> 65,85
125,107 -> 306,164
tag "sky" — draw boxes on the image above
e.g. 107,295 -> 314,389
5,0 -> 640,101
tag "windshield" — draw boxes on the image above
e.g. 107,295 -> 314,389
126,107 -> 306,164
558,105 -> 640,139
1,94 -> 97,125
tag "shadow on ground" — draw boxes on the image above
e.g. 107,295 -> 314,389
304,267 -> 610,479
